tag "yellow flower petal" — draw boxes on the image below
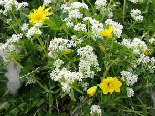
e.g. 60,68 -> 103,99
99,82 -> 108,94
87,86 -> 97,97
99,77 -> 122,94
28,4 -> 53,25
99,25 -> 113,38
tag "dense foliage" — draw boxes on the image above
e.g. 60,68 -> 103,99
0,0 -> 155,115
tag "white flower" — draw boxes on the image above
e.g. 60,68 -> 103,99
121,71 -> 138,86
71,35 -> 83,47
127,87 -> 134,97
90,105 -> 101,116
26,25 -> 42,38
129,0 -> 143,3
50,67 -> 84,93
77,45 -> 101,78
121,38 -> 147,55
63,17 -> 74,27
69,9 -> 83,19
95,0 -> 107,9
21,23 -> 28,31
1,33 -> 23,51
71,2 -> 88,10
16,2 -> 28,10
0,0 -> 28,14
48,38 -> 72,58
74,23 -> 87,32
130,9 -> 143,22
61,2 -> 88,13
149,38 -> 155,44
53,59 -> 64,69
81,82 -> 89,91
43,0 -> 51,6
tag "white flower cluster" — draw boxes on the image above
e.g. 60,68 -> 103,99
121,71 -> 138,97
136,54 -> 155,73
105,19 -> 123,38
1,33 -> 23,51
43,0 -> 51,6
68,9 -> 83,19
120,70 -> 138,86
74,23 -> 87,32
83,17 -> 103,41
61,2 -> 88,28
21,23 -> 29,31
50,45 -> 100,94
129,0 -> 143,4
95,0 -> 113,18
26,23 -> 42,38
126,87 -> 134,97
0,0 -> 28,15
71,35 -> 83,47
81,82 -> 89,91
77,45 -> 101,78
50,59 -> 83,93
63,18 -> 74,27
95,0 -> 107,10
48,38 -> 73,58
61,2 -> 88,13
121,38 -> 147,55
90,105 -> 101,116
149,38 -> 155,45
130,9 -> 143,22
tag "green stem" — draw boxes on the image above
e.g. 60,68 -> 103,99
86,0 -> 95,15
33,76 -> 49,93
123,0 -> 126,21
102,63 -> 113,80
8,12 -> 18,33
36,36 -> 50,59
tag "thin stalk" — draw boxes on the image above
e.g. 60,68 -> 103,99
123,0 -> 126,21
36,36 -> 50,59
33,76 -> 49,93
102,63 -> 113,80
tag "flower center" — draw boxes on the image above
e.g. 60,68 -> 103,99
108,83 -> 112,87
36,14 -> 42,21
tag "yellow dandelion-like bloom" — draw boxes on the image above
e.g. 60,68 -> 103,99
99,77 -> 122,94
99,25 -> 113,38
28,4 -> 53,25
87,86 -> 97,97
143,48 -> 150,55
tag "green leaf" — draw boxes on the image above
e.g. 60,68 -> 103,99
61,92 -> 67,98
72,86 -> 83,94
44,20 -> 59,30
49,82 -> 53,106
143,106 -> 147,116
71,89 -> 74,101
0,102 -> 10,110
152,0 -> 155,7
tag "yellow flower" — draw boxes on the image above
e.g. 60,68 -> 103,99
87,86 -> 97,97
143,48 -> 150,55
99,25 -> 113,38
28,4 -> 53,25
99,77 -> 122,94
64,49 -> 73,54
